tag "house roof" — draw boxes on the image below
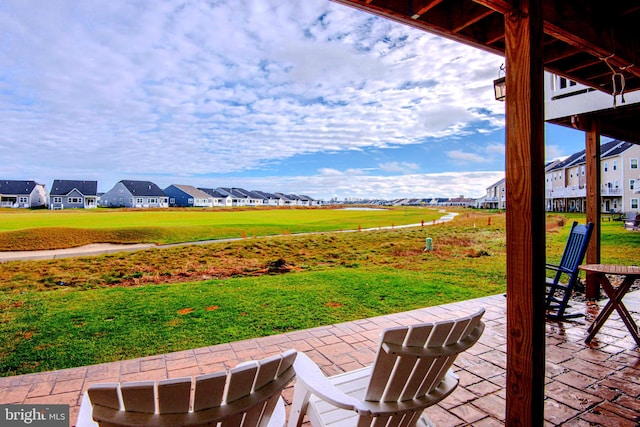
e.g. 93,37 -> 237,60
50,180 -> 98,196
251,190 -> 277,200
547,139 -> 633,172
487,178 -> 506,189
119,180 -> 166,197
0,180 -> 38,195
168,185 -> 213,200
198,188 -> 231,199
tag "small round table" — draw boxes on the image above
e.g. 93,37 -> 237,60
579,264 -> 640,346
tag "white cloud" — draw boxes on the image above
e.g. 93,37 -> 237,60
379,161 -> 419,172
447,150 -> 488,163
0,0 -> 507,198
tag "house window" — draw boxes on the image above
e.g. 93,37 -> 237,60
615,180 -> 619,189
148,198 -> 158,204
613,160 -> 617,171
53,197 -> 62,203
136,198 -> 143,204
631,180 -> 636,191
188,198 -> 194,205
170,198 -> 175,204
19,197 -> 28,204
69,197 -> 82,204
603,162 -> 608,172
631,158 -> 638,169
632,199 -> 639,210
581,166 -> 585,176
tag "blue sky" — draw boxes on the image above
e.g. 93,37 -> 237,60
0,0 -> 588,200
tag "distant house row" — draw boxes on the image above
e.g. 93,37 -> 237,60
0,179 -> 320,209
479,139 -> 640,213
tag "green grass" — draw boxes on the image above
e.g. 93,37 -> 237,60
0,206 -> 443,250
0,268 -> 503,375
1,210 -> 638,376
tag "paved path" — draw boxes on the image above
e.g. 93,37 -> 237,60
0,212 -> 458,262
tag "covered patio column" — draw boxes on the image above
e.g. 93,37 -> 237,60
504,1 -> 546,425
585,118 -> 602,299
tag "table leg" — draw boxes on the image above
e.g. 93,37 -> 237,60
586,275 -> 640,345
610,278 -> 640,346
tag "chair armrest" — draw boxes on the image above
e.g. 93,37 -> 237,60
293,353 -> 362,412
545,264 -> 572,275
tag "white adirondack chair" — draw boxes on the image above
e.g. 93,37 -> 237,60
288,309 -> 485,427
76,349 -> 297,427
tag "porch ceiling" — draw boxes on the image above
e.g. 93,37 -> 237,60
333,0 -> 640,144
332,1 -> 640,93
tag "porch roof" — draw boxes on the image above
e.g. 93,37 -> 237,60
332,0 -> 640,144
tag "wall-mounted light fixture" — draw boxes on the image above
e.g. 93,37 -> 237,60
493,64 -> 506,101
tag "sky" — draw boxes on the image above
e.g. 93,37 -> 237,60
0,0 -> 589,201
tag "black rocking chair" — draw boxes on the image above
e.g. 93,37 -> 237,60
545,221 -> 594,320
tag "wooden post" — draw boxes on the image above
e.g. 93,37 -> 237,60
585,118 -> 601,299
504,1 -> 545,425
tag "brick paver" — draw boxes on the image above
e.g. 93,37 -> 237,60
1,292 -> 639,426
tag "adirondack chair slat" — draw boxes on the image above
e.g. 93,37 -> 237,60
157,378 -> 191,414
401,359 -> 435,401
364,327 -> 409,400
79,350 -> 296,427
87,384 -> 121,411
120,381 -> 155,414
255,355 -> 281,389
227,362 -> 259,402
193,371 -> 226,412
385,324 -> 435,401
288,310 -> 484,427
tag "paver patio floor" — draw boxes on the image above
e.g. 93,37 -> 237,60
1,292 -> 639,426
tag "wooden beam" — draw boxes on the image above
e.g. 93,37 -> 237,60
543,2 -> 640,81
451,2 -> 495,33
472,0 -> 513,14
412,0 -> 445,17
504,0 -> 546,425
585,118 -> 601,300
331,0 -> 506,57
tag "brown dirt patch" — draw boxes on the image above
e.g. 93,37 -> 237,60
325,302 -> 343,308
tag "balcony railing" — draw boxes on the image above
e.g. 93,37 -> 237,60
601,187 -> 622,196
545,186 -> 586,198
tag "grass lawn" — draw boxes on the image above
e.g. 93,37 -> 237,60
0,209 -> 637,376
0,206 -> 443,251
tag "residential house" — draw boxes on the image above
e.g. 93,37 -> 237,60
299,194 -> 321,206
101,180 -> 168,208
252,190 -> 282,206
198,188 -> 233,207
0,180 -> 47,208
273,193 -> 296,206
164,185 -> 214,207
445,196 -> 476,207
216,188 -> 263,206
49,180 -> 98,209
545,140 -> 640,214
543,73 -> 640,214
483,178 -> 506,209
